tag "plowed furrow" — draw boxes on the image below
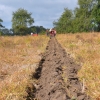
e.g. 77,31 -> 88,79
26,37 -> 91,100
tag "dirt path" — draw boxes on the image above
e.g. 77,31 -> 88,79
26,37 -> 90,100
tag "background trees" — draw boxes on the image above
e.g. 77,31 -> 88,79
1,0 -> 100,35
12,8 -> 34,35
92,0 -> 100,31
54,0 -> 100,33
28,26 -> 46,35
53,8 -> 73,33
73,0 -> 93,32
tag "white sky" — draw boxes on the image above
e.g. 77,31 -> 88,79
0,0 -> 78,29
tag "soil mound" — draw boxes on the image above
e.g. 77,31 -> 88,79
26,37 -> 90,100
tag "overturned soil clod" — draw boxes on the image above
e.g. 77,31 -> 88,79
26,37 -> 91,100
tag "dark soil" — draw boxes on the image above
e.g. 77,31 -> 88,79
26,37 -> 91,100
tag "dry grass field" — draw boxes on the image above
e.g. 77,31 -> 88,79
0,33 -> 100,100
57,33 -> 100,100
0,35 -> 49,100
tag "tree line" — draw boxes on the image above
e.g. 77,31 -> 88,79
0,8 -> 46,36
0,0 -> 100,35
53,0 -> 100,33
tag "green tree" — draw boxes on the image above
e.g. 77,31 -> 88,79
53,8 -> 73,33
53,0 -> 95,33
92,0 -> 100,31
73,0 -> 93,32
53,0 -> 100,33
12,8 -> 34,35
29,26 -> 46,34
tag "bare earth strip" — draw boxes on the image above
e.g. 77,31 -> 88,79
26,37 -> 91,100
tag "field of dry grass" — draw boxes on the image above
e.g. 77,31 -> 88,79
57,33 -> 100,100
0,35 -> 49,100
0,33 -> 100,100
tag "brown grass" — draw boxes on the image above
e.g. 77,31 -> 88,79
0,35 -> 49,100
1,33 -> 100,100
57,33 -> 100,100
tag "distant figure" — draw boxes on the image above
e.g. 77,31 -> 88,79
31,32 -> 38,36
49,28 -> 56,38
31,32 -> 33,36
33,33 -> 38,36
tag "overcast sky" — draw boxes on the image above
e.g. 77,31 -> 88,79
0,0 -> 78,29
